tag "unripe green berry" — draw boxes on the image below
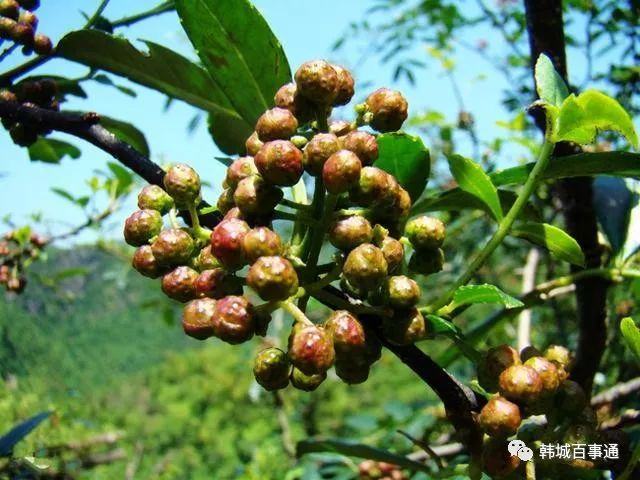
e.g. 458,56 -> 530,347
225,156 -> 258,189
245,131 -> 263,156
274,82 -> 315,123
329,120 -> 355,137
256,107 -> 298,142
477,345 -> 521,392
182,298 -> 217,340
163,163 -> 201,207
291,368 -> 326,391
365,88 -> 408,132
33,34 -> 52,56
335,361 -> 370,385
331,64 -> 355,106
137,185 -> 174,213
216,188 -> 235,215
384,275 -> 420,309
212,295 -> 255,344
544,344 -> 574,371
407,248 -> 444,275
380,236 -> 404,273
151,228 -> 194,266
498,365 -> 543,404
10,22 -> 33,46
303,133 -> 340,176
288,324 -> 335,375
343,243 -> 388,290
254,347 -> 290,391
482,439 -> 521,478
0,0 -> 19,20
524,356 -> 560,396
0,17 -> 17,39
18,10 -> 36,27
322,149 -> 362,194
329,215 -> 373,251
123,209 -> 163,247
195,268 -> 236,299
210,218 -> 250,269
382,308 -> 427,346
340,131 -> 378,166
478,396 -> 522,438
132,245 -> 167,278
161,266 -> 199,303
325,310 -> 366,356
554,380 -> 587,416
255,140 -> 304,186
242,227 -> 282,263
294,60 -> 339,106
350,167 -> 398,208
247,256 -> 298,301
405,216 -> 445,250
194,245 -> 220,271
233,175 -> 283,216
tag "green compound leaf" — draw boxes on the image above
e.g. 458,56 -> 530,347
374,132 -> 431,203
452,284 -> 524,309
556,90 -> 639,149
511,222 -> 586,267
620,317 -> 640,362
297,438 -> 431,473
446,154 -> 503,221
535,54 -> 570,107
175,0 -> 291,126
28,138 -> 81,164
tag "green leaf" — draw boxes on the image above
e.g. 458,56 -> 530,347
374,132 -> 430,202
296,438 -> 430,473
107,162 -> 134,196
452,284 -> 524,309
51,188 -> 78,205
556,90 -> 639,149
446,154 -> 503,221
93,73 -> 137,97
511,222 -> 585,266
28,138 -> 81,164
100,116 -> 150,157
175,0 -> 291,124
620,317 -> 640,362
425,314 -> 460,336
56,30 -> 249,126
207,111 -> 253,155
534,54 -> 569,106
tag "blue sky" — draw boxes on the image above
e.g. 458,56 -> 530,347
0,0 -> 602,243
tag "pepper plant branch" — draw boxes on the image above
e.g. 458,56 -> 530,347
0,100 -> 222,228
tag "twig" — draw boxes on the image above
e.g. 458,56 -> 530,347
518,248 -> 540,351
599,410 -> 640,430
591,377 -> 640,406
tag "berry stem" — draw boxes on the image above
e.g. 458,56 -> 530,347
279,198 -> 313,211
333,208 -> 372,218
312,288 -> 391,317
427,134 -> 556,313
279,300 -> 314,326
273,209 -> 316,225
168,207 -> 180,229
289,178 -> 309,251
303,260 -> 343,292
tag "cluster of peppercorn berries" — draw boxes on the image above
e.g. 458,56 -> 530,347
475,343 -> 608,476
126,60 -> 447,392
1,78 -> 58,146
0,1 -> 52,56
0,228 -> 47,294
358,460 -> 407,480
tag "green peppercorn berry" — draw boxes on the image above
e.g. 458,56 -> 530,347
303,133 -> 340,176
10,21 -> 33,46
256,107 -> 299,142
194,245 -> 220,271
247,256 -> 299,301
291,368 -> 326,391
322,150 -> 363,194
288,324 -> 335,375
365,88 -> 408,132
33,33 -> 52,56
477,345 -> 521,393
325,310 -> 367,356
330,64 -> 355,106
242,227 -> 283,263
0,0 -> 19,20
182,298 -> 217,340
294,60 -> 339,106
18,10 -> 36,27
274,82 -> 315,123
340,131 -> 378,166
163,163 -> 201,207
150,228 -> 194,266
233,175 -> 283,216
329,215 -> 373,251
212,295 -> 255,344
405,216 -> 445,250
384,275 -> 421,309
329,120 -> 355,137
253,347 -> 290,391
245,131 -> 263,156
482,439 -> 521,478
161,266 -> 199,303
544,344 -> 574,371
123,209 -> 163,247
554,380 -> 587,416
498,365 -> 543,404
217,188 -> 235,215
195,268 -> 235,299
381,308 -> 427,346
478,396 -> 522,438
350,167 -> 399,209
343,243 -> 388,291
137,185 -> 174,214
255,140 -> 304,187
131,244 -> 168,279
380,236 -> 404,273
210,219 -> 250,269
524,356 -> 561,396
407,248 -> 444,276
225,156 -> 258,189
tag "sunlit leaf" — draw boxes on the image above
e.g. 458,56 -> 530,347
511,222 -> 585,266
28,139 -> 81,164
534,54 -> 569,106
620,317 -> 640,362
452,284 -> 523,309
